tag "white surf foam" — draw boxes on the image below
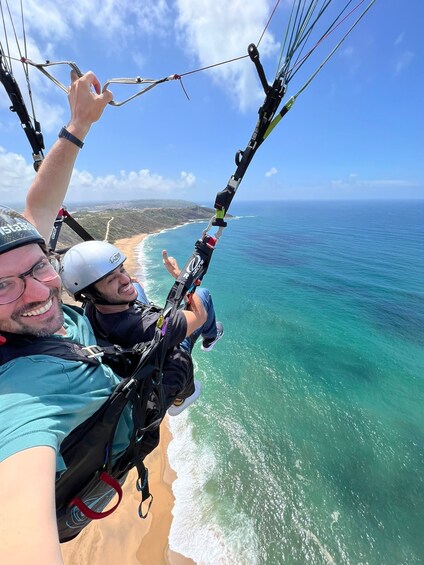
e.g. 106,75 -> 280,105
167,411 -> 260,565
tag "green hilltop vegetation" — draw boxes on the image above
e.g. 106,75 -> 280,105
56,199 -> 216,249
69,198 -> 204,211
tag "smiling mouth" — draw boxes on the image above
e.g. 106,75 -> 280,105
21,297 -> 53,317
120,284 -> 135,294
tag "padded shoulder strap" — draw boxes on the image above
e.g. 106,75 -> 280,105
0,333 -> 101,366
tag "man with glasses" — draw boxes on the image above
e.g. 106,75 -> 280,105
0,70 -> 207,563
0,255 -> 58,306
0,73 -> 114,563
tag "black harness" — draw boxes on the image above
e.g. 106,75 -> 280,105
0,309 -> 167,542
0,49 -> 45,170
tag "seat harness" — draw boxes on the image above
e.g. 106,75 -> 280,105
0,309 -> 167,542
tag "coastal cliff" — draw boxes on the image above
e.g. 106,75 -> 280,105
55,200 -> 215,249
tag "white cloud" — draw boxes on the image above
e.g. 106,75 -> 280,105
340,46 -> 354,58
67,166 -> 197,200
0,145 -> 196,203
394,50 -> 414,76
0,147 -> 36,200
337,45 -> 361,77
7,1 -> 171,42
394,33 -> 404,47
175,0 -> 280,111
265,167 -> 277,178
331,175 -> 417,189
180,171 -> 196,187
131,51 -> 147,70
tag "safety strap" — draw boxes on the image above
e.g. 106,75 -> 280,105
136,463 -> 153,518
69,471 -> 123,519
49,207 -> 95,251
212,43 -> 285,229
0,332 -> 137,368
160,43 -> 286,322
55,358 -> 157,521
0,51 -> 44,170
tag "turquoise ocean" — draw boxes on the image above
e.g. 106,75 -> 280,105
137,200 -> 423,565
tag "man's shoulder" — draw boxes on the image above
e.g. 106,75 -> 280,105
63,304 -> 97,346
63,303 -> 86,321
0,347 -> 73,394
82,301 -> 95,319
63,303 -> 91,332
85,303 -> 161,348
94,303 -> 160,327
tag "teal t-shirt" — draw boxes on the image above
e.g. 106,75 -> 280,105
0,305 -> 133,472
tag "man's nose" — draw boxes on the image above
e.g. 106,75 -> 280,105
118,272 -> 131,283
21,276 -> 51,302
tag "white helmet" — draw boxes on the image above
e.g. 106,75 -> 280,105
60,240 -> 126,301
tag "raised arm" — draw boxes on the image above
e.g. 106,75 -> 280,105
24,71 -> 112,241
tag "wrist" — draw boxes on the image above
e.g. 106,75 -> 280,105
65,121 -> 91,141
58,127 -> 84,149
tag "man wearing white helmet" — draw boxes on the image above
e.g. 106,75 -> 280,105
60,239 -> 224,415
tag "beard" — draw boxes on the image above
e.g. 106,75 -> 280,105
115,282 -> 137,304
94,286 -> 137,306
6,288 -> 65,337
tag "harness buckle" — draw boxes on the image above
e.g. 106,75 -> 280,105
132,342 -> 149,355
81,345 -> 105,359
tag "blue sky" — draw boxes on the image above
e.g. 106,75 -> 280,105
0,0 -> 422,206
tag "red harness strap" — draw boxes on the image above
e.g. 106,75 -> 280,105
68,471 -> 123,520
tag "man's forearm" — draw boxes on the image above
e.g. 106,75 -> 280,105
183,292 -> 207,336
24,135 -> 82,241
23,71 -> 112,241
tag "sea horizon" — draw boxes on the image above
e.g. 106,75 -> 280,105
5,196 -> 424,214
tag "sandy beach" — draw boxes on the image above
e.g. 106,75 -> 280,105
61,234 -> 195,565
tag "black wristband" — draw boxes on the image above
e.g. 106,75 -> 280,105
58,126 -> 84,148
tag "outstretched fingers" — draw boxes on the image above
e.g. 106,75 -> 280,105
162,250 -> 181,279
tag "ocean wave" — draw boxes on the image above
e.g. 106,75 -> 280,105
138,200 -> 424,564
168,410 -> 260,565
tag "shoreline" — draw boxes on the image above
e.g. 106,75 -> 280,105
61,233 -> 194,565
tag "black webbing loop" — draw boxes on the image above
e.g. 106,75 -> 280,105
210,44 -> 287,230
48,208 -> 94,252
0,52 -> 45,169
136,463 -> 153,519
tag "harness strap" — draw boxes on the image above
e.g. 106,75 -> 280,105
0,329 -> 155,378
69,471 -> 123,520
0,334 -> 102,366
0,52 -> 45,170
0,312 -> 163,529
136,462 -> 153,519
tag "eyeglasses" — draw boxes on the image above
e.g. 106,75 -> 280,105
0,258 -> 59,305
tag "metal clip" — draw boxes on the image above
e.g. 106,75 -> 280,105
81,345 -> 105,359
132,342 -> 148,355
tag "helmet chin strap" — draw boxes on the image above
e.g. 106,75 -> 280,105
79,285 -> 130,306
